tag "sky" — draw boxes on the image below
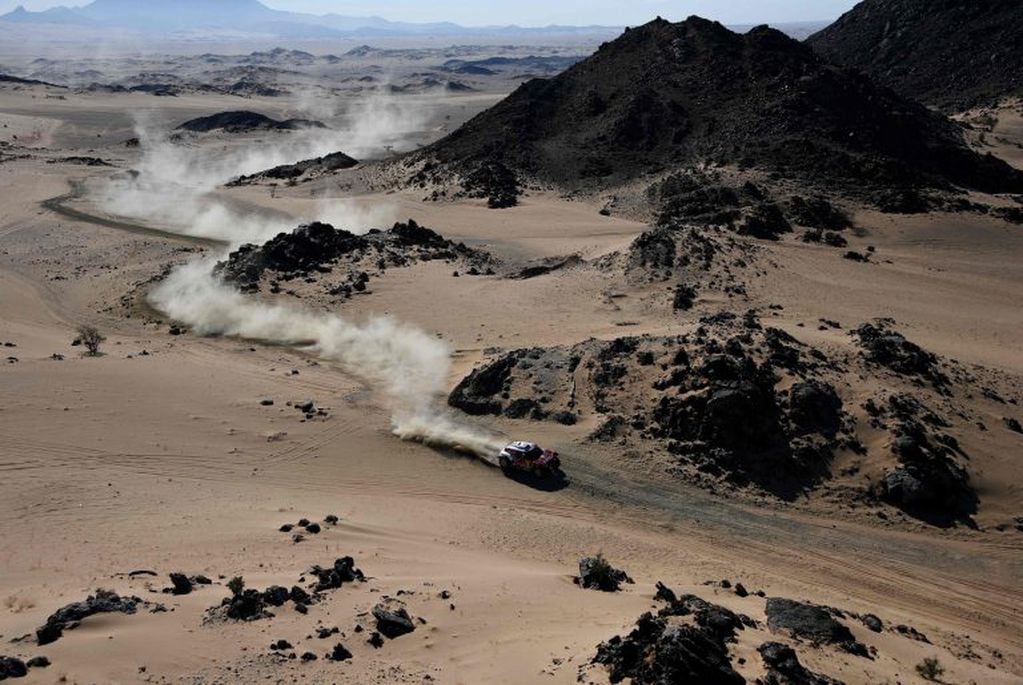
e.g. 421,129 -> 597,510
0,1 -> 859,26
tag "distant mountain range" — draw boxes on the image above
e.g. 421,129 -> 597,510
0,0 -> 624,38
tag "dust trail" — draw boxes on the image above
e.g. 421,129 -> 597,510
95,90 -> 431,244
101,94 -> 506,459
149,260 -> 505,459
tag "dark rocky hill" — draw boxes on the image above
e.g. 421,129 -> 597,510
175,111 -> 325,133
420,17 -> 1023,196
807,0 -> 1023,111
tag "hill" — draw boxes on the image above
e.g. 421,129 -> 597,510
419,17 -> 1023,196
175,111 -> 325,133
807,0 -> 1023,111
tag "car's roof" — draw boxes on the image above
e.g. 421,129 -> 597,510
507,441 -> 537,451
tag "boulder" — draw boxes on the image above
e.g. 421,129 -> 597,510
0,657 -> 28,679
861,614 -> 883,633
372,599 -> 416,639
169,573 -> 193,595
765,598 -> 853,644
328,643 -> 352,661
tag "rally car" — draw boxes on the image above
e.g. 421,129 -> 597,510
497,441 -> 561,478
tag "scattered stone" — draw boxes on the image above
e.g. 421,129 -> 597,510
304,523 -> 321,534
0,657 -> 28,679
310,557 -> 365,592
372,599 -> 416,639
328,643 -> 353,661
300,652 -> 317,662
368,631 -> 384,648
25,656 -> 50,669
895,624 -> 930,643
169,573 -> 193,596
1003,417 -> 1022,434
862,614 -> 883,633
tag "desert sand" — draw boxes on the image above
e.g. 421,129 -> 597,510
1,40 -> 1022,685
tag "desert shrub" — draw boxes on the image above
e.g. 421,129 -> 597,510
915,657 -> 944,681
226,576 -> 245,597
76,325 -> 105,356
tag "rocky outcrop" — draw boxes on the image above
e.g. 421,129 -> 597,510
594,584 -> 749,684
765,598 -> 867,656
216,219 -> 494,294
36,590 -> 141,645
807,0 -> 1023,110
175,110 -> 325,133
853,321 -> 948,390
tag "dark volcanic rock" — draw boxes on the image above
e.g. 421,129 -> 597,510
787,195 -> 852,231
461,160 -> 521,208
576,555 -> 633,592
868,393 -> 976,526
759,641 -> 844,684
765,598 -> 866,656
176,110 -> 325,133
451,325 -> 848,500
737,202 -> 792,241
788,381 -> 843,437
328,643 -> 353,661
232,151 -> 358,184
36,590 -> 140,645
225,590 -> 268,621
448,352 -> 520,416
807,0 -> 1023,110
216,219 -> 492,293
25,656 -> 49,669
422,17 -> 1023,195
372,599 -> 416,639
217,221 -> 365,289
169,573 -> 193,595
853,322 -> 947,389
0,657 -> 28,679
861,614 -> 883,633
594,612 -> 744,685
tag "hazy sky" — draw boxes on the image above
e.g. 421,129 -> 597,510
0,1 -> 858,26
